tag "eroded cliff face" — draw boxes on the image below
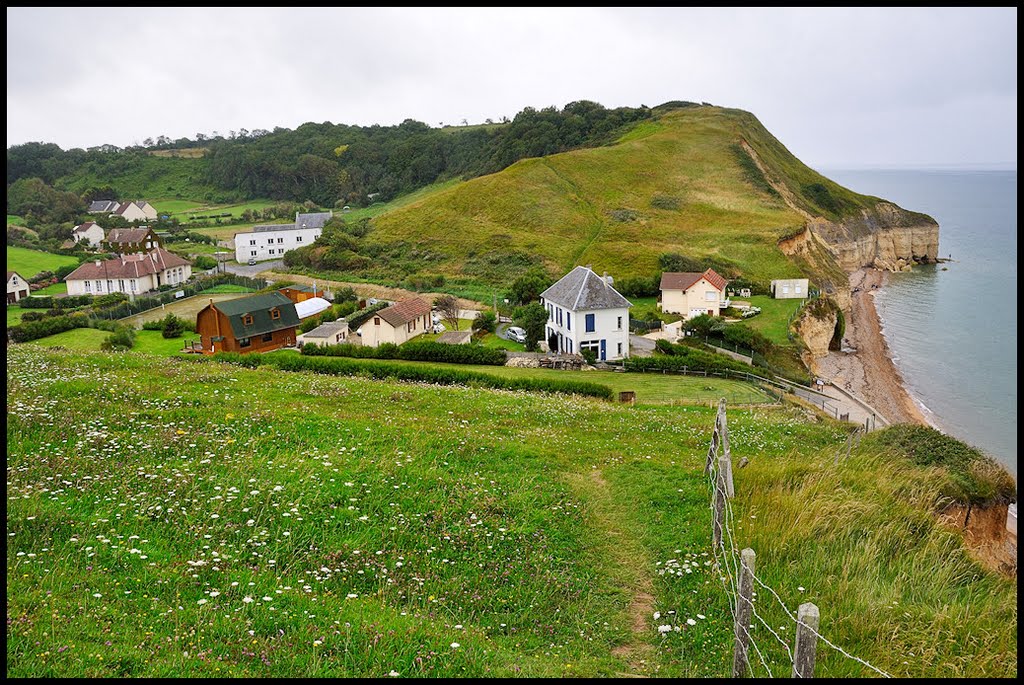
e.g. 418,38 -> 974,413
807,203 -> 940,273
793,299 -> 838,359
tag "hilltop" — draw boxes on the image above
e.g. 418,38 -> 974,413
364,106 -> 938,294
5,345 -> 1015,677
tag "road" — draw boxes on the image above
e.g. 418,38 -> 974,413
629,334 -> 656,357
223,260 -> 285,278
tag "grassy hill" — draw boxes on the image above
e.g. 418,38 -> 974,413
6,344 -> 1015,678
366,106 -> 898,287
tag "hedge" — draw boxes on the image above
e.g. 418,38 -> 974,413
625,346 -> 769,378
214,352 -> 614,400
345,301 -> 390,331
302,340 -> 506,366
8,313 -> 90,343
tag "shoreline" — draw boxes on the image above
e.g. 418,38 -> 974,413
815,268 -> 933,428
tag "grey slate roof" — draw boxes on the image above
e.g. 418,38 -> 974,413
540,266 -> 632,311
213,291 -> 300,338
301,320 -> 349,339
88,200 -> 120,213
250,224 -> 299,234
295,211 -> 332,229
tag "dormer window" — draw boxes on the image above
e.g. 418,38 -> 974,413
270,308 -> 281,320
242,313 -> 254,326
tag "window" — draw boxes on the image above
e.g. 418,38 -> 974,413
548,304 -> 553,321
249,239 -> 256,246
617,342 -> 623,356
118,279 -> 125,291
107,280 -> 114,292
782,285 -> 790,294
581,340 -> 600,355
251,250 -> 257,257
11,276 -> 17,284
277,238 -> 284,244
566,314 -> 570,330
585,313 -> 595,332
374,317 -> 380,326
705,290 -> 718,301
617,315 -> 622,330
239,337 -> 252,348
795,284 -> 802,294
85,280 -> 91,292
130,280 -> 136,292
242,314 -> 254,326
557,308 -> 562,326
262,332 -> 274,342
95,280 -> 102,292
296,236 -> 303,243
270,308 -> 281,320
267,238 -> 274,245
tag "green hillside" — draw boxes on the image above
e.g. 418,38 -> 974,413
365,107 -> 895,286
6,345 -> 1015,678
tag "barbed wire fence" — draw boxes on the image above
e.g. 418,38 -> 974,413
704,398 -> 894,678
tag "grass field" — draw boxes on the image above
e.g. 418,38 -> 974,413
735,295 -> 805,346
6,345 -> 1015,678
368,107 -> 892,286
7,306 -> 28,327
6,246 -> 80,279
28,328 -> 194,356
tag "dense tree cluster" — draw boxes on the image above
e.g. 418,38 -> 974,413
8,101 -> 656,209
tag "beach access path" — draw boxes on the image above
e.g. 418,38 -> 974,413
814,268 -> 931,427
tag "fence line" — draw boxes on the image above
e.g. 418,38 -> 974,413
704,400 -> 894,678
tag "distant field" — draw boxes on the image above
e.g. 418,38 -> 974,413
6,246 -> 79,278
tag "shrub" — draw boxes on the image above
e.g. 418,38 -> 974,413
610,208 -> 639,222
161,314 -> 186,339
867,425 -> 1016,505
580,348 -> 597,365
346,301 -> 389,330
100,325 -> 136,351
302,340 -> 507,366
655,338 -> 675,355
193,255 -> 218,270
649,194 -> 681,210
8,313 -> 90,343
471,310 -> 497,334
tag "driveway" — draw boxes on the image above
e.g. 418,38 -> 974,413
629,334 -> 656,357
223,260 -> 285,277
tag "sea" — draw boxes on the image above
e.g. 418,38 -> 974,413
821,169 -> 1017,478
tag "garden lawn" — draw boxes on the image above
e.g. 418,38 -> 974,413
6,345 -> 1016,678
6,246 -> 79,279
729,295 -> 805,347
27,328 -> 194,356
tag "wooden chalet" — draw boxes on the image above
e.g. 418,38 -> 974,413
195,291 -> 300,354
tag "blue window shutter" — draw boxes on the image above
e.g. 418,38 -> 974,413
585,313 -> 595,332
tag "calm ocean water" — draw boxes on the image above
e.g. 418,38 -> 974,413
821,169 -> 1017,477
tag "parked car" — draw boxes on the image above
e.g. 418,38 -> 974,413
247,258 -> 257,266
507,326 -> 528,344
432,322 -> 446,334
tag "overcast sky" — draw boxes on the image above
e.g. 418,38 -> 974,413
6,7 -> 1017,169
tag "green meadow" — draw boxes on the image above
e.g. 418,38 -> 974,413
6,246 -> 80,278
6,345 -> 1015,678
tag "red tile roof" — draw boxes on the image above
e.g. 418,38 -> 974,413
64,248 -> 190,282
377,298 -> 431,327
660,268 -> 729,293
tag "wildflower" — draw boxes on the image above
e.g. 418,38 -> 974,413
653,611 -> 661,620
450,642 -> 460,649
389,670 -> 400,677
686,618 -> 697,626
243,596 -> 254,604
657,625 -> 672,634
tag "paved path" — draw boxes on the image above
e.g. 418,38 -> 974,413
629,334 -> 655,357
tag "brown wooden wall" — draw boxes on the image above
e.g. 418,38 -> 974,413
196,304 -> 296,354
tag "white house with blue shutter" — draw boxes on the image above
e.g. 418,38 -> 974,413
540,266 -> 632,361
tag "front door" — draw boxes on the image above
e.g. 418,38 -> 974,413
600,339 -> 606,361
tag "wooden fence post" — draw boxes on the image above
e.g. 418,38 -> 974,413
713,471 -> 725,550
732,548 -> 756,677
792,602 -> 820,678
719,454 -> 735,499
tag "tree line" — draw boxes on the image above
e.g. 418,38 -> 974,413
8,101 -> 672,208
